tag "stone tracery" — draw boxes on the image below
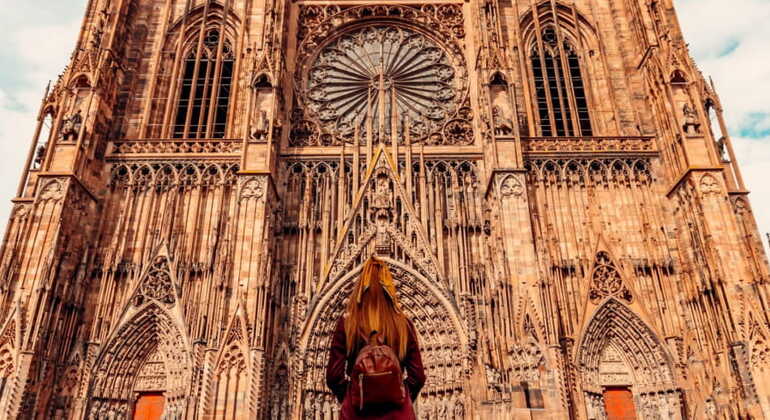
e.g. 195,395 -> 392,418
296,261 -> 468,419
305,25 -> 459,142
293,4 -> 470,146
133,257 -> 176,306
87,303 -> 191,418
588,252 -> 632,303
578,299 -> 682,419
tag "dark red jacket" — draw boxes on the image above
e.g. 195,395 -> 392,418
326,316 -> 426,420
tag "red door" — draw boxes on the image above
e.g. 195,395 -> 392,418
603,387 -> 637,420
133,392 -> 165,420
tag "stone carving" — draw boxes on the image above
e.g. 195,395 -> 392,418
59,110 -> 83,141
134,351 -> 167,391
110,139 -> 242,155
87,303 -> 191,418
132,256 -> 175,306
38,178 -> 66,202
598,346 -> 633,385
33,143 -> 47,168
716,137 -> 728,162
251,110 -> 271,141
240,177 -> 266,201
699,174 -> 721,197
304,25 -> 459,142
293,4 -> 470,147
521,136 -> 655,154
578,299 -> 680,417
11,204 -> 31,220
588,252 -> 632,303
527,158 -> 654,189
682,103 -> 701,135
442,117 -> 474,145
492,105 -> 513,136
509,341 -> 544,381
108,162 -> 240,190
499,175 -> 524,198
749,327 -> 770,371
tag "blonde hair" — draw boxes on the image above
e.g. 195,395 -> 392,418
345,257 -> 408,359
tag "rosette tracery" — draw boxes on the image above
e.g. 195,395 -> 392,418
304,25 -> 461,143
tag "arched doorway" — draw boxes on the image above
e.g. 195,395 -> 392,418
577,299 -> 683,420
86,303 -> 191,419
293,259 -> 469,419
133,392 -> 165,420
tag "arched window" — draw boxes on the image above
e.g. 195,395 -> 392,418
173,29 -> 234,139
530,27 -> 592,137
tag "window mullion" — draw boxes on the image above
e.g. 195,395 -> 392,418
548,8 -> 577,137
548,51 -> 571,137
558,45 -> 581,137
173,57 -> 195,138
162,3 -> 194,139
205,31 -> 228,138
531,19 -> 557,136
569,4 -> 595,136
196,54 -> 215,138
569,53 -> 592,136
183,18 -> 210,139
531,53 -> 551,136
164,46 -> 186,138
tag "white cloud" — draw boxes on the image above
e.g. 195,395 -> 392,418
677,0 -> 770,133
0,2 -> 84,240
678,0 -> 770,255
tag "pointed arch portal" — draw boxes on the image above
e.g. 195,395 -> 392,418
293,259 -> 469,419
87,303 -> 192,419
577,299 -> 683,420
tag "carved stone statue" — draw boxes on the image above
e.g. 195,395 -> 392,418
492,105 -> 513,136
60,110 -> 83,141
453,400 -> 464,418
518,112 -> 529,135
682,103 -> 701,135
34,143 -> 47,168
716,137 -> 728,162
252,110 -> 270,141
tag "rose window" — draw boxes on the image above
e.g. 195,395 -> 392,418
304,25 -> 461,142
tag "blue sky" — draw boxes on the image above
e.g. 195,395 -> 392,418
0,0 -> 768,254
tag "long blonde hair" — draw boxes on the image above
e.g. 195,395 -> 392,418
345,257 -> 409,359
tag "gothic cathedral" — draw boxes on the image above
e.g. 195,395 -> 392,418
0,0 -> 768,418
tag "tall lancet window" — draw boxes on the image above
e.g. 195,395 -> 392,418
530,26 -> 592,137
173,29 -> 235,139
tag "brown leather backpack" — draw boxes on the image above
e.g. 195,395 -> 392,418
350,332 -> 406,412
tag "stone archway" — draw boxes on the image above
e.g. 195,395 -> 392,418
294,259 -> 469,419
577,299 -> 683,420
86,303 -> 192,419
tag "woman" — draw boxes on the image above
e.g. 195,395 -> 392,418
326,257 -> 426,419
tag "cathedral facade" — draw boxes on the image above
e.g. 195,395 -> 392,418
0,0 -> 769,418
